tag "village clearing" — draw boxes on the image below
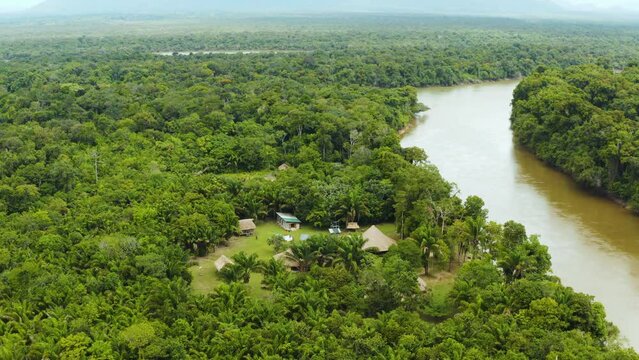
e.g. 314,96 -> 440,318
188,220 -> 454,302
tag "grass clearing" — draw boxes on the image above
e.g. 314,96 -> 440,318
189,220 -> 335,296
189,221 -> 405,295
376,223 -> 400,240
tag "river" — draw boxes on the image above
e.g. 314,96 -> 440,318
402,80 -> 639,348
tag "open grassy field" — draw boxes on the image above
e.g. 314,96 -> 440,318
189,221 -> 407,295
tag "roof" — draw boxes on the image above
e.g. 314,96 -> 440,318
362,225 -> 397,252
418,277 -> 427,292
329,228 -> 341,235
239,219 -> 256,231
278,163 -> 290,171
214,255 -> 235,272
274,250 -> 298,268
276,212 -> 301,224
346,222 -> 360,230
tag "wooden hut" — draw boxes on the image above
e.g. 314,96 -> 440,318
273,250 -> 299,270
346,222 -> 360,231
276,212 -> 301,231
215,255 -> 234,272
362,225 -> 397,253
238,219 -> 257,236
278,163 -> 291,171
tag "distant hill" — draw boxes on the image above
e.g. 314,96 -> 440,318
30,0 -> 566,17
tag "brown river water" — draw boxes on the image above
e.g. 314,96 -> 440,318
402,80 -> 639,348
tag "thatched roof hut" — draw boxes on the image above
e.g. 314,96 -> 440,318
239,219 -> 257,236
214,255 -> 234,272
346,222 -> 360,231
362,225 -> 397,253
278,163 -> 291,171
273,250 -> 298,269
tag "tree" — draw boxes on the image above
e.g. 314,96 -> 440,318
386,238 -> 422,268
338,186 -> 370,223
231,252 -> 260,283
259,258 -> 287,289
335,235 -> 369,272
286,240 -> 317,272
412,226 -> 448,276
465,216 -> 486,258
172,213 -> 213,255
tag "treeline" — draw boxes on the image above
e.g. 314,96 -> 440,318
0,18 -> 637,358
4,16 -> 639,87
512,65 -> 639,212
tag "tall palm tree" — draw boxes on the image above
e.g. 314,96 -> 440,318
412,226 -> 444,276
232,252 -> 260,283
497,249 -> 529,282
286,241 -> 317,272
335,235 -> 369,272
240,194 -> 267,220
466,216 -> 486,257
219,264 -> 245,283
259,258 -> 287,289
338,187 -> 370,223
311,235 -> 339,266
214,283 -> 248,310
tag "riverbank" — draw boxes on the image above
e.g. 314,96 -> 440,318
404,80 -> 639,348
514,143 -> 637,214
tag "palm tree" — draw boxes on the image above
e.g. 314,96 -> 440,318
412,226 -> 445,276
240,194 -> 267,220
466,216 -> 486,257
286,241 -> 317,272
219,264 -> 245,283
335,235 -> 369,272
259,258 -> 287,289
310,235 -> 339,266
497,249 -> 529,282
338,187 -> 370,223
214,283 -> 248,310
232,252 -> 260,283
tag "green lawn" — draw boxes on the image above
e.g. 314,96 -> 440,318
375,223 -> 400,240
189,221 -> 404,296
189,220 -> 335,296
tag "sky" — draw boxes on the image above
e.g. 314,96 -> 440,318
564,0 -> 639,10
0,0 -> 638,13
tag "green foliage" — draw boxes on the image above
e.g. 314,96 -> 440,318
512,65 -> 639,212
0,16 -> 635,359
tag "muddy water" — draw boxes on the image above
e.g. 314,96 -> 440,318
402,80 -> 639,347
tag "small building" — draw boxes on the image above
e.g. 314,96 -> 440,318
274,250 -> 299,270
276,212 -> 301,231
238,219 -> 257,236
329,222 -> 341,235
278,163 -> 291,171
346,222 -> 360,231
215,255 -> 235,272
362,225 -> 397,253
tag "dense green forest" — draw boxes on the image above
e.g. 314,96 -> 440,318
0,16 -> 638,358
512,65 -> 639,212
